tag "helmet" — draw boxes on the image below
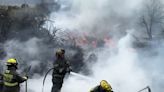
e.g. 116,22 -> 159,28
6,58 -> 18,66
100,80 -> 112,92
56,48 -> 65,56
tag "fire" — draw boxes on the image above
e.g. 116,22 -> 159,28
104,37 -> 115,48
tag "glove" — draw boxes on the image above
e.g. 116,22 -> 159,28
23,76 -> 28,80
70,66 -> 73,71
66,67 -> 72,73
69,67 -> 73,72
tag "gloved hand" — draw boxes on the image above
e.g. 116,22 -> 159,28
66,67 -> 72,73
23,76 -> 28,80
69,67 -> 73,72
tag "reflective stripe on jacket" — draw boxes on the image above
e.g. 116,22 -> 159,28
3,70 -> 18,87
4,82 -> 18,87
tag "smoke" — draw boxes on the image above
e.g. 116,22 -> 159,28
52,0 -> 143,39
2,38 -> 54,75
1,0 -> 164,92
0,0 -> 41,5
48,0 -> 163,92
60,33 -> 146,92
0,0 -> 58,5
90,33 -> 150,92
28,32 -> 152,92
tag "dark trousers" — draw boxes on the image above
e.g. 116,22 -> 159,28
51,75 -> 64,92
3,85 -> 20,92
0,84 -> 3,92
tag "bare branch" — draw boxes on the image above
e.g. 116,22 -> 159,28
139,0 -> 164,39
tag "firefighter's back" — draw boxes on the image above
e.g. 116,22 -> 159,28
3,70 -> 20,92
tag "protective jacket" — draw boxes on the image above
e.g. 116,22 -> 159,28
3,67 -> 27,92
53,58 -> 71,76
51,57 -> 71,92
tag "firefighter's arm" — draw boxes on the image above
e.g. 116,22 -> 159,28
15,74 -> 28,83
90,86 -> 99,92
66,61 -> 72,73
90,88 -> 94,92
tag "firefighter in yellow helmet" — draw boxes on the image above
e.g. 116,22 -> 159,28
90,80 -> 113,92
3,58 -> 28,92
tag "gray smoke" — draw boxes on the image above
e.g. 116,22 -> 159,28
49,0 -> 164,92
0,0 -> 57,5
0,0 -> 41,5
1,0 -> 164,92
2,38 -> 54,75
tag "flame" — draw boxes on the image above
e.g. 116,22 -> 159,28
104,37 -> 115,48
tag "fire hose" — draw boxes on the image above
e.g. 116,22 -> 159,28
42,67 -> 54,92
42,68 -> 93,92
42,68 -> 151,92
24,65 -> 31,92
138,86 -> 151,92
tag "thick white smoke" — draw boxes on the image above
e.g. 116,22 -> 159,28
47,0 -> 163,92
90,33 -> 150,92
52,0 -> 143,37
2,0 -> 164,92
27,32 -> 152,92
61,33 -> 151,92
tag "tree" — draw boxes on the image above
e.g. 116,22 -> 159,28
140,0 -> 164,40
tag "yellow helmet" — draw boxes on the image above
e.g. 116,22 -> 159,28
6,58 -> 18,66
100,80 -> 112,92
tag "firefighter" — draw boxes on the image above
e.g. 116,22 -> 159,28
51,48 -> 72,92
90,80 -> 113,92
3,58 -> 28,92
